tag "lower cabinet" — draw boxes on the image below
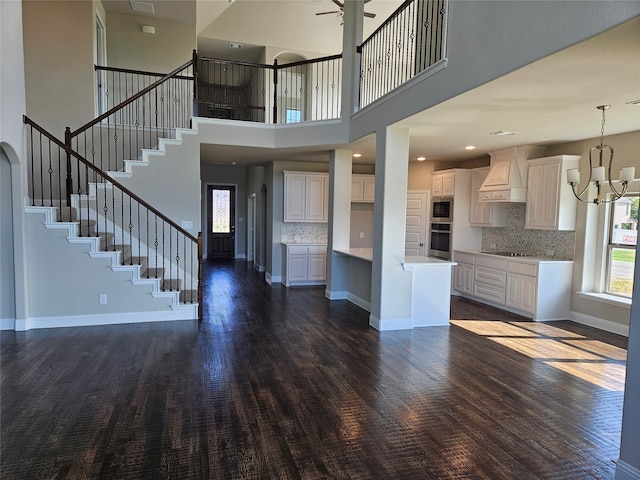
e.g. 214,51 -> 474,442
453,250 -> 573,321
283,244 -> 327,286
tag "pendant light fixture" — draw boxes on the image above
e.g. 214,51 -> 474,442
566,105 -> 636,205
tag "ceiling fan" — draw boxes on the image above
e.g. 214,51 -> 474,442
316,0 -> 376,20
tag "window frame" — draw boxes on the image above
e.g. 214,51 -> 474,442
604,193 -> 638,299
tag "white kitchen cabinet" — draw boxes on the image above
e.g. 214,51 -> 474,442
473,255 -> 508,304
283,244 -> 327,286
469,168 -> 507,227
351,174 -> 375,203
506,262 -> 537,314
525,155 -> 581,230
453,251 -> 475,295
432,171 -> 455,197
284,171 -> 328,223
453,250 -> 573,321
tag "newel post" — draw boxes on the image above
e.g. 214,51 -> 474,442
272,59 -> 278,124
192,49 -> 199,120
64,127 -> 73,207
197,231 -> 203,321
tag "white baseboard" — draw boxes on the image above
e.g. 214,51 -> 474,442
347,293 -> 371,312
570,311 -> 629,337
325,289 -> 347,300
265,273 -> 281,285
235,253 -> 246,259
1,318 -> 15,330
11,310 -> 197,331
369,314 -> 413,331
253,263 -> 265,272
615,460 -> 640,480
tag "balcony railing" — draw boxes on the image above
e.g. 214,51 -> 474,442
358,0 -> 448,109
195,54 -> 343,124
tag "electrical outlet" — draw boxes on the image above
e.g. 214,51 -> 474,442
490,244 -> 497,250
359,232 -> 365,238
99,294 -> 107,305
181,220 -> 193,229
546,249 -> 554,257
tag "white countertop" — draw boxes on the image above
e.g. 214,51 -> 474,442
281,241 -> 327,246
455,249 -> 574,264
402,256 -> 456,271
333,248 -> 373,261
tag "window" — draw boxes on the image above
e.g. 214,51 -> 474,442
606,194 -> 638,298
285,108 -> 301,124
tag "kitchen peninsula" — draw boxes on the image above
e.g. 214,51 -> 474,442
333,248 -> 457,328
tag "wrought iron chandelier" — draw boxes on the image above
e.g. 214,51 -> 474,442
566,105 -> 636,205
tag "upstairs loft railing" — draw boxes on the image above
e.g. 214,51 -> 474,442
358,0 -> 448,109
25,116 -> 202,313
95,64 -> 194,115
195,54 -> 343,124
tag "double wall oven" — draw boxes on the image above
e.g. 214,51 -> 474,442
429,197 -> 453,260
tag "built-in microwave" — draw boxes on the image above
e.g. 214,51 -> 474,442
429,222 -> 452,260
431,197 -> 453,223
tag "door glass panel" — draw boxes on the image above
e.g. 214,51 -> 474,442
212,189 -> 231,233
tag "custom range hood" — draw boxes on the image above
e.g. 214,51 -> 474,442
478,145 -> 546,202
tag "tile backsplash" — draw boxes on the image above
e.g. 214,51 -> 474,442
481,204 -> 575,259
281,223 -> 328,244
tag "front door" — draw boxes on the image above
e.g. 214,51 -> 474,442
207,185 -> 235,259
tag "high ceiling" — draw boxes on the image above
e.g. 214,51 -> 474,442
101,1 -> 640,166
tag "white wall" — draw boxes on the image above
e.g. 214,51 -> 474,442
1,0 -> 28,329
22,0 -> 95,134
106,12 -> 195,72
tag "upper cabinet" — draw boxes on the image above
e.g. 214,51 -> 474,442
469,168 -> 507,227
525,155 -> 581,230
432,171 -> 455,197
284,171 -> 329,223
351,174 -> 375,202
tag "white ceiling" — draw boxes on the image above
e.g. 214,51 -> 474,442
101,0 -> 640,166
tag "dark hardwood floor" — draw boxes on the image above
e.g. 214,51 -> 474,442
1,260 -> 628,479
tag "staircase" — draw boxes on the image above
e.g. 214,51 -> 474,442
22,58 -> 202,328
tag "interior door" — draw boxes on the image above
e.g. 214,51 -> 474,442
406,192 -> 429,257
207,185 -> 235,259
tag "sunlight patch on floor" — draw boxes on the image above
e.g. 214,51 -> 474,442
488,337 -> 603,361
509,321 -> 585,338
545,361 -> 626,391
450,319 -> 626,391
449,320 -> 538,337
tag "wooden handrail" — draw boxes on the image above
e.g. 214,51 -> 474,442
71,58 -> 194,138
95,64 -> 193,81
24,115 -> 198,243
360,0 -> 412,48
276,53 -> 342,69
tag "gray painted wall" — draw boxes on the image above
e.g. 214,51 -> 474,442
0,151 -> 16,323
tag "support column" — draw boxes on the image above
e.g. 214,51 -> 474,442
326,149 -> 352,299
369,126 -> 412,330
341,0 -> 364,120
615,240 -> 640,480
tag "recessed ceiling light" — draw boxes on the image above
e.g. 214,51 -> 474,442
489,130 -> 519,136
626,99 -> 640,105
465,145 -> 476,150
352,153 -> 362,158
417,156 -> 426,161
228,42 -> 243,49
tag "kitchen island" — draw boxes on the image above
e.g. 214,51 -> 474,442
402,256 -> 458,327
333,249 -> 457,328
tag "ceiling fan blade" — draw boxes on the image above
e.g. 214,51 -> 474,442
364,11 -> 376,18
316,10 -> 340,15
331,0 -> 344,8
